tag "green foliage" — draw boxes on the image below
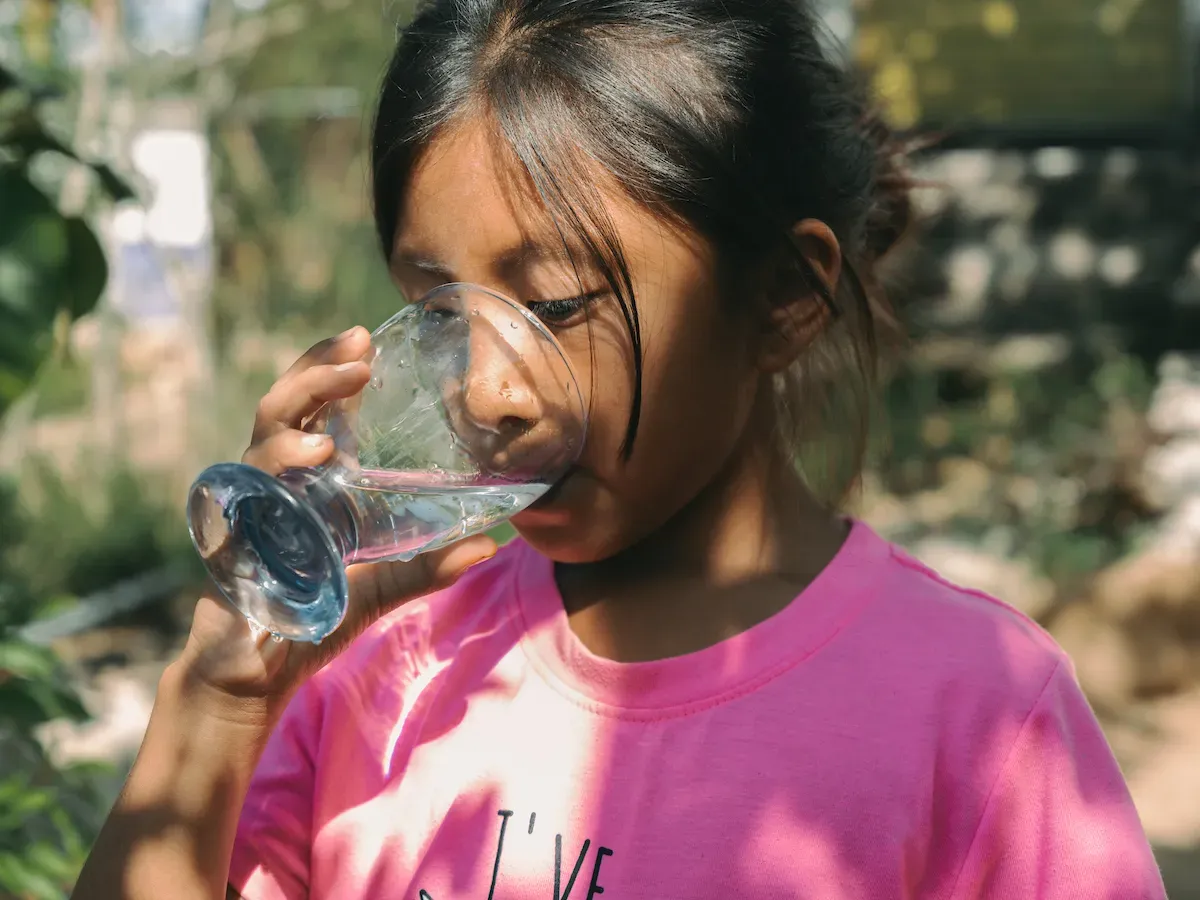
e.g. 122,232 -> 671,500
0,481 -> 109,900
0,59 -> 134,900
208,0 -> 414,345
879,346 -> 1157,581
28,352 -> 89,418
11,461 -> 196,605
0,60 -> 134,419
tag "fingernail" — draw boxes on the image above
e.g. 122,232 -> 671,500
466,554 -> 494,572
335,326 -> 360,342
335,361 -> 362,372
303,434 -> 331,448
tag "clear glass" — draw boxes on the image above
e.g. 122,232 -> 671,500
187,284 -> 586,643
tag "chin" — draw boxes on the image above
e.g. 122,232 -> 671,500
510,473 -> 624,564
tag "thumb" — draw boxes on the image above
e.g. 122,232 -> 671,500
346,534 -> 498,624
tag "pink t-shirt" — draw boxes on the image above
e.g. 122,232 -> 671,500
229,521 -> 1165,899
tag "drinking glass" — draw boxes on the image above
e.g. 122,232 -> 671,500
187,283 -> 586,644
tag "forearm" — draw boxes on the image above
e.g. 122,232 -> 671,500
71,663 -> 283,900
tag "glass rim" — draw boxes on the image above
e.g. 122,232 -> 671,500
374,281 -> 589,442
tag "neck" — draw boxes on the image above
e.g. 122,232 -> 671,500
615,441 -> 834,583
556,425 -> 849,662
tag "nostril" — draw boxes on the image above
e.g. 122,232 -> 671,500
499,415 -> 532,435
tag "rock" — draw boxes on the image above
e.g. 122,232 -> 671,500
1146,355 -> 1200,438
931,150 -> 997,192
1032,147 -> 1083,180
1117,688 -> 1200,850
1090,546 -> 1200,621
1048,230 -> 1096,280
38,662 -> 165,768
1101,148 -> 1138,184
987,334 -> 1071,373
938,246 -> 993,323
1048,603 -> 1139,708
1098,245 -> 1141,287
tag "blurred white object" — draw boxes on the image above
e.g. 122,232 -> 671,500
1147,354 -> 1200,436
1143,354 -> 1200,554
131,130 -> 212,249
107,127 -> 213,324
123,0 -> 210,56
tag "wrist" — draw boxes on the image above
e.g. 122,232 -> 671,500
158,658 -> 292,736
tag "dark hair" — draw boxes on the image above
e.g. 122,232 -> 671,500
372,0 -> 912,504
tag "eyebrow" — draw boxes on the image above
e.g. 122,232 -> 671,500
390,239 -> 587,282
390,250 -> 454,281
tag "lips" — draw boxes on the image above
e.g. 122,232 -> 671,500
530,467 -> 574,508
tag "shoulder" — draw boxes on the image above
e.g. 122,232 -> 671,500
845,523 -> 1074,715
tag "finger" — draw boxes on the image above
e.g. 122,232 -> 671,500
253,361 -> 372,439
242,430 -> 336,476
280,326 -> 372,382
343,535 -> 498,629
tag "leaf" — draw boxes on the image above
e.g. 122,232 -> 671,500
0,675 -> 88,729
0,167 -> 62,256
90,163 -> 137,203
25,842 -> 78,884
46,808 -> 86,858
60,218 -> 108,318
0,168 -> 107,416
26,678 -> 90,723
0,853 -> 26,894
0,109 -> 137,201
0,309 -> 54,413
0,853 -> 64,900
0,639 -> 55,680
4,786 -> 52,820
0,109 -> 75,160
0,683 -> 56,729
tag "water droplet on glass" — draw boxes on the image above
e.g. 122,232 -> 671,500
369,376 -> 383,390
271,633 -> 284,644
471,309 -> 480,317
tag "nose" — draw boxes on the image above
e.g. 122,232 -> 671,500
459,298 -> 544,436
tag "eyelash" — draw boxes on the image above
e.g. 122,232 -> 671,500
526,291 -> 603,325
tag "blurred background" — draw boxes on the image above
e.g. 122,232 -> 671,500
0,0 -> 1198,896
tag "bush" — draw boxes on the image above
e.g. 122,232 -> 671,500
0,481 -> 108,900
10,461 -> 196,607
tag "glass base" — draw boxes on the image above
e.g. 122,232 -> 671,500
187,463 -> 349,643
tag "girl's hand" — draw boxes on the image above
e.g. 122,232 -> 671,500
172,327 -> 497,722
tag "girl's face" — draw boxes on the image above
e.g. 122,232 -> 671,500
390,120 -> 766,563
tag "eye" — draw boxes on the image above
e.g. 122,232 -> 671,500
416,304 -> 464,342
526,291 -> 604,326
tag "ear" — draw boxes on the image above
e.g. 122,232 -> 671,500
757,219 -> 843,373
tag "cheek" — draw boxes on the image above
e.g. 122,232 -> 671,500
635,308 -> 758,469
568,296 -> 758,486
514,288 -> 757,561
557,313 -> 639,462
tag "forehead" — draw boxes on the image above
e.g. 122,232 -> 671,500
391,116 -> 708,280
394,117 -> 568,266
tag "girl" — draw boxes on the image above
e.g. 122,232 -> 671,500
74,1 -> 1166,898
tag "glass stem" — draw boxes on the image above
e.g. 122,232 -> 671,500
276,467 -> 359,560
